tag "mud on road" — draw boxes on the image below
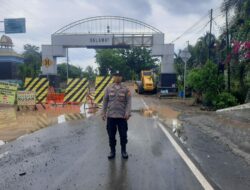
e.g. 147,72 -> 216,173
0,105 -> 89,143
140,95 -> 250,189
142,95 -> 250,163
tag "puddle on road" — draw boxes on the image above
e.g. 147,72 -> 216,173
139,108 -> 155,117
0,105 -> 96,143
140,105 -> 188,144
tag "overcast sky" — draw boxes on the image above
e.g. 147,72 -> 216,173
0,0 -> 225,70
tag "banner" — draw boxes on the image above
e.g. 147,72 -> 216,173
0,81 -> 18,105
17,91 -> 36,106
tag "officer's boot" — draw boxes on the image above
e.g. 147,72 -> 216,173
121,145 -> 128,159
108,147 -> 116,160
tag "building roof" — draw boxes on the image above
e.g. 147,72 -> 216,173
0,48 -> 22,57
0,35 -> 13,47
0,35 -> 23,63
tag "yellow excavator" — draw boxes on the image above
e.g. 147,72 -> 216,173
135,70 -> 157,94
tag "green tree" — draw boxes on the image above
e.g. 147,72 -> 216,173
95,49 -> 125,76
187,60 -> 225,106
120,47 -> 159,79
95,47 -> 158,80
174,52 -> 185,90
57,63 -> 83,82
220,0 -> 250,102
175,0 -> 249,104
187,33 -> 218,68
84,66 -> 96,81
18,44 -> 42,80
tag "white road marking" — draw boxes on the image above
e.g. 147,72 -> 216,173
158,122 -> 214,190
0,151 -> 9,159
0,140 -> 5,146
141,98 -> 214,190
141,98 -> 149,109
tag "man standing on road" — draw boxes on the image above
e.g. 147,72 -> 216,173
102,71 -> 132,160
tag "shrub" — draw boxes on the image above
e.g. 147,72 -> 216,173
187,61 -> 224,94
203,91 -> 216,107
187,60 -> 224,107
213,92 -> 238,109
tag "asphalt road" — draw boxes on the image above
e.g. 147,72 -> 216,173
0,97 -> 216,190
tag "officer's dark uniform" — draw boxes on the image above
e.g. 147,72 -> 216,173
102,78 -> 131,159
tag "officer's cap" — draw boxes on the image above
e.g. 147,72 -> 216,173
112,70 -> 122,76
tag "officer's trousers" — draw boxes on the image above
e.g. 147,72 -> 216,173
106,117 -> 128,151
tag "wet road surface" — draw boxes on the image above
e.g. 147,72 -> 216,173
0,105 -> 88,142
141,95 -> 250,190
0,97 -> 213,190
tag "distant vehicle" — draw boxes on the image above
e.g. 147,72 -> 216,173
135,70 -> 157,94
157,73 -> 178,98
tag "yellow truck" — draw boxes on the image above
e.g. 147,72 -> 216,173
135,70 -> 157,94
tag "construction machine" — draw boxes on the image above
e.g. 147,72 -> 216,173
135,70 -> 157,94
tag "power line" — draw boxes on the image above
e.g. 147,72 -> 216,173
196,20 -> 210,34
213,12 -> 225,20
171,3 -> 232,44
171,12 -> 210,43
177,17 -> 212,43
213,19 -> 224,32
171,5 -> 226,43
187,22 -> 210,42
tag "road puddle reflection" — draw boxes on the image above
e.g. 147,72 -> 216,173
140,108 -> 155,117
141,105 -> 188,144
171,119 -> 188,143
0,105 -> 93,143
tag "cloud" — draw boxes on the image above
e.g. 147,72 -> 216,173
0,0 -> 224,69
57,48 -> 96,70
155,0 -> 218,16
147,0 -> 224,51
87,0 -> 152,19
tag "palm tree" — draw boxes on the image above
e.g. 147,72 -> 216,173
221,0 -> 245,12
23,44 -> 39,52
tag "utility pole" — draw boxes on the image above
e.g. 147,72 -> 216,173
66,48 -> 69,80
180,42 -> 191,99
0,21 -> 4,33
208,9 -> 213,61
226,6 -> 231,92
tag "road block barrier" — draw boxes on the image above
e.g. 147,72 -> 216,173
46,86 -> 64,105
65,113 -> 85,121
94,76 -> 113,107
24,78 -> 49,103
64,78 -> 89,104
47,93 -> 65,104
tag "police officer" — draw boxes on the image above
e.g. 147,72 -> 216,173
102,71 -> 132,159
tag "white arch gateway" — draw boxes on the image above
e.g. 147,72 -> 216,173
41,16 -> 174,77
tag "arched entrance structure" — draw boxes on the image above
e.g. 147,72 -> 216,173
41,16 -> 174,77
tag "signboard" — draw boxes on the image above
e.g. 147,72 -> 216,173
0,81 -> 18,105
17,91 -> 36,106
42,58 -> 53,68
4,18 -> 26,34
0,81 -> 18,91
89,35 -> 112,46
51,34 -> 113,47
